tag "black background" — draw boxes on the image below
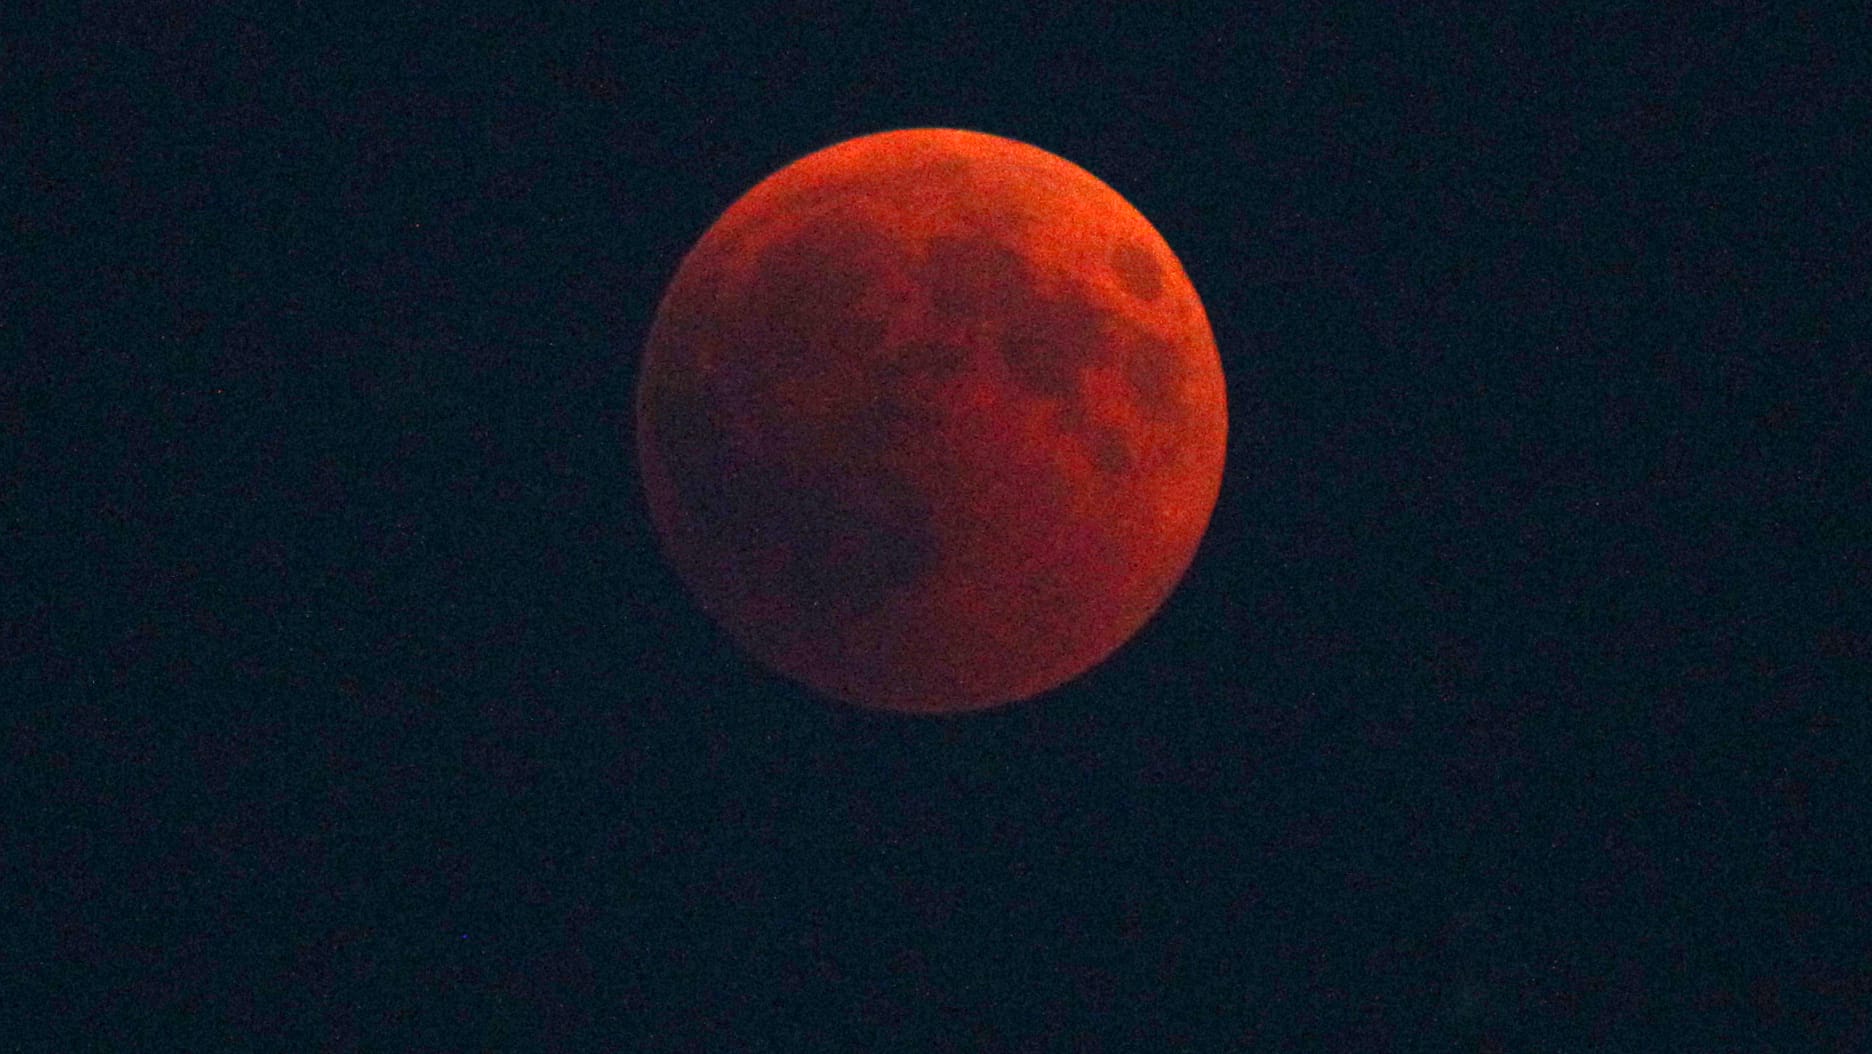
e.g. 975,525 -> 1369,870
10,4 -> 1868,1049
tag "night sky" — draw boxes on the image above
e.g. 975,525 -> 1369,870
12,5 -> 1866,1049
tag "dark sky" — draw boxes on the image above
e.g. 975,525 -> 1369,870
11,5 -> 1866,1049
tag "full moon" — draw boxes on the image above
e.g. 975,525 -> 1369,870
636,128 -> 1226,714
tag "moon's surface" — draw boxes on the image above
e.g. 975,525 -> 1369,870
636,128 -> 1226,714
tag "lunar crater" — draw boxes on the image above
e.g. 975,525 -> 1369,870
1111,241 -> 1164,302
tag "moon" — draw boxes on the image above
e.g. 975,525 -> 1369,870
636,128 -> 1226,714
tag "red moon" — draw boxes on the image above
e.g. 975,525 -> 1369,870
636,128 -> 1226,714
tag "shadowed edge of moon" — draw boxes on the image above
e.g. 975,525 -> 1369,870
646,363 -> 943,636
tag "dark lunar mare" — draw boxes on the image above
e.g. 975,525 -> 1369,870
645,210 -> 948,638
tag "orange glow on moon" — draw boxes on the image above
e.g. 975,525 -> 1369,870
636,128 -> 1226,714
